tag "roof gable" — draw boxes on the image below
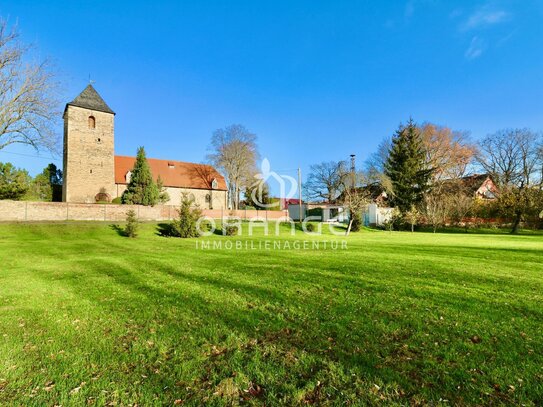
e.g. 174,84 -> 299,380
66,84 -> 115,115
115,156 -> 227,191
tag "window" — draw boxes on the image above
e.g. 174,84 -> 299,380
211,178 -> 218,189
88,116 -> 96,129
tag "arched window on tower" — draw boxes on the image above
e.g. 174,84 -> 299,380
88,116 -> 96,129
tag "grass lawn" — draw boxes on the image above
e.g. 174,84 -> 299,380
0,222 -> 542,405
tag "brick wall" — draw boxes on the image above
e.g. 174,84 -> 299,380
0,201 -> 290,222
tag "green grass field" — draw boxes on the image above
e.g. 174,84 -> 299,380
0,222 -> 542,405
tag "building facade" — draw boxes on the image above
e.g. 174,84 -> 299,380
62,85 -> 228,208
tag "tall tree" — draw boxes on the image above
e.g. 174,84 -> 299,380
304,160 -> 347,203
245,179 -> 271,209
0,20 -> 60,152
339,173 -> 371,232
156,175 -> 170,204
121,147 -> 159,206
364,137 -> 392,183
207,124 -> 259,209
0,162 -> 30,200
477,129 -> 542,233
420,123 -> 476,181
384,119 -> 433,213
27,163 -> 62,201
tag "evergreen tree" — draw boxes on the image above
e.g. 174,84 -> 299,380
171,193 -> 202,238
156,175 -> 170,204
124,209 -> 139,238
0,162 -> 30,200
244,180 -> 270,209
121,147 -> 159,206
27,163 -> 62,201
385,119 -> 433,213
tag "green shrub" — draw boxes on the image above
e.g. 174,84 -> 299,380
222,214 -> 240,236
350,211 -> 362,232
224,224 -> 239,236
112,197 -> 122,204
171,193 -> 202,238
124,209 -> 138,238
306,223 -> 315,232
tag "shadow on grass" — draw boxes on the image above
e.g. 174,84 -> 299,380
26,239 -> 543,405
397,226 -> 543,236
156,222 -> 175,237
109,224 -> 127,237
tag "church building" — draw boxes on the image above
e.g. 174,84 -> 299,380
62,85 -> 228,208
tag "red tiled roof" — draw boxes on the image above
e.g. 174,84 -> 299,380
115,156 -> 227,191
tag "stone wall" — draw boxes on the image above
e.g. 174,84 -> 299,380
0,201 -> 289,222
115,184 -> 228,209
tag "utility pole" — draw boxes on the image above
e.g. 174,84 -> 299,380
346,154 -> 356,236
350,154 -> 356,189
298,168 -> 303,222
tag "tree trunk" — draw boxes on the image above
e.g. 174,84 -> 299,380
511,211 -> 522,234
411,223 -> 414,233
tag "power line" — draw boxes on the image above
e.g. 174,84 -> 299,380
0,150 -> 59,161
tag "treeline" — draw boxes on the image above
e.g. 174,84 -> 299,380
0,162 -> 62,202
306,120 -> 543,233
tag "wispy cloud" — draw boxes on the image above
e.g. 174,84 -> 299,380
465,36 -> 486,59
405,0 -> 415,19
461,6 -> 509,31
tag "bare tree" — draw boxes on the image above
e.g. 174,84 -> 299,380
477,129 -> 542,233
304,160 -> 347,202
420,123 -> 476,181
364,137 -> 391,183
338,169 -> 372,232
421,189 -> 450,233
538,142 -> 543,189
207,124 -> 259,209
0,20 -> 60,152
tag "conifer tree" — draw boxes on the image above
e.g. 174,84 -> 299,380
124,209 -> 139,238
156,175 -> 170,204
0,162 -> 30,200
172,193 -> 202,238
121,147 -> 159,206
385,119 -> 433,213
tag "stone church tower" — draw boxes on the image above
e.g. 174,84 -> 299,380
62,85 -> 116,203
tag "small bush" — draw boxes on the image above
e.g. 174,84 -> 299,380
350,211 -> 362,232
306,223 -> 315,232
224,224 -> 239,236
112,197 -> 122,204
124,209 -> 138,238
199,219 -> 213,234
171,193 -> 202,238
223,214 -> 240,236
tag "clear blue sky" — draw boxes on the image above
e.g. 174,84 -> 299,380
1,0 -> 542,185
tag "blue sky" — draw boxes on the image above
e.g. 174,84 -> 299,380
1,0 -> 542,186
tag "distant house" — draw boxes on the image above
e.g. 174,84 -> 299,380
461,174 -> 498,199
335,183 -> 389,207
445,174 -> 498,200
280,198 -> 303,210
